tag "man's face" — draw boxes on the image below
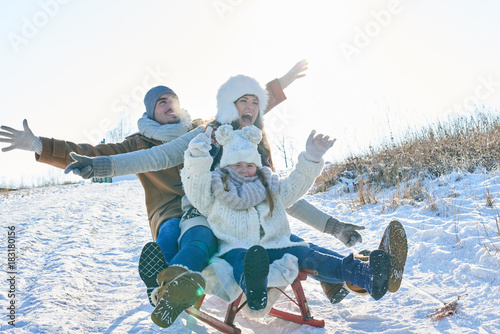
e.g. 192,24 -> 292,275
153,93 -> 181,125
234,95 -> 259,127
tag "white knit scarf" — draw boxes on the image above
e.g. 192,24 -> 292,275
137,110 -> 194,143
211,167 -> 279,210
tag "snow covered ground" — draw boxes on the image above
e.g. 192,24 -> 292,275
1,170 -> 499,333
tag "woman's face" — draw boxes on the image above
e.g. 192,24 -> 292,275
228,162 -> 257,177
234,95 -> 259,127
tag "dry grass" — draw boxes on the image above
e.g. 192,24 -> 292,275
480,218 -> 500,257
313,109 -> 500,204
496,213 -> 500,237
485,188 -> 496,207
428,295 -> 464,320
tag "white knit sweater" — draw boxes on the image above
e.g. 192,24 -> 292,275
181,150 -> 325,256
108,127 -> 203,176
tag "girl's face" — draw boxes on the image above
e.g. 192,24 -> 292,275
234,95 -> 259,127
228,162 -> 257,177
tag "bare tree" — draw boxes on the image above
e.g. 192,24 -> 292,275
275,135 -> 296,169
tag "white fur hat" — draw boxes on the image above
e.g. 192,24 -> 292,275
216,124 -> 263,168
216,75 -> 269,124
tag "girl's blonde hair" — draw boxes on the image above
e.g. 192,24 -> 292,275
257,168 -> 275,216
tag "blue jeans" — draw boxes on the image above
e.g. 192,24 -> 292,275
169,225 -> 218,272
156,218 -> 181,264
290,234 -> 345,283
222,245 -> 345,291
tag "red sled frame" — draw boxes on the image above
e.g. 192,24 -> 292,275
185,269 -> 325,334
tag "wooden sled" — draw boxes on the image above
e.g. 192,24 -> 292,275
185,269 -> 325,334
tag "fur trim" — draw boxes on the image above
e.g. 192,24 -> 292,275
151,286 -> 161,306
241,287 -> 283,318
344,282 -> 369,296
216,75 -> 269,124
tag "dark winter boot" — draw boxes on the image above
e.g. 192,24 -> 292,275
342,250 -> 372,296
378,220 -> 408,292
243,245 -> 270,311
138,242 -> 168,307
320,281 -> 350,304
340,250 -> 391,301
151,266 -> 205,328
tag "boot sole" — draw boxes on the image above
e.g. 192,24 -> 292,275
378,220 -> 408,292
151,272 -> 205,328
244,245 -> 269,311
138,242 -> 168,306
369,250 -> 391,301
321,281 -> 350,304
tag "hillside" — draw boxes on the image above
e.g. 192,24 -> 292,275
1,169 -> 499,333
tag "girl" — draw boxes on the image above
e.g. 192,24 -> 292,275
179,124 -> 392,312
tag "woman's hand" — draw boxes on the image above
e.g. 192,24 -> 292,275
278,59 -> 308,89
64,153 -> 113,179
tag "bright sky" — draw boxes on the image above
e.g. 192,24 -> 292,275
1,0 -> 500,187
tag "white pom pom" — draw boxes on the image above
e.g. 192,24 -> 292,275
215,124 -> 234,146
241,125 -> 262,145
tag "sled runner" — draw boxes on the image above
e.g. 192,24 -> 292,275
185,269 -> 325,334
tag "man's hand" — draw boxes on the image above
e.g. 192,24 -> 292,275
0,119 -> 36,152
325,218 -> 365,247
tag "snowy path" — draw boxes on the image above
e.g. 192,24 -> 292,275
1,171 -> 499,333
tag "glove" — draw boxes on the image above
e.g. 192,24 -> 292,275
278,59 -> 308,89
304,130 -> 336,162
188,126 -> 213,157
0,119 -> 40,153
64,152 -> 113,179
325,218 -> 365,247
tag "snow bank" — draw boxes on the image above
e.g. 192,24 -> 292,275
1,171 -> 499,333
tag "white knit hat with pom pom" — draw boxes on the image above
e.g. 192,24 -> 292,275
216,124 -> 263,168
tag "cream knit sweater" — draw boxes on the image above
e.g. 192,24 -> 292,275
181,150 -> 324,257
